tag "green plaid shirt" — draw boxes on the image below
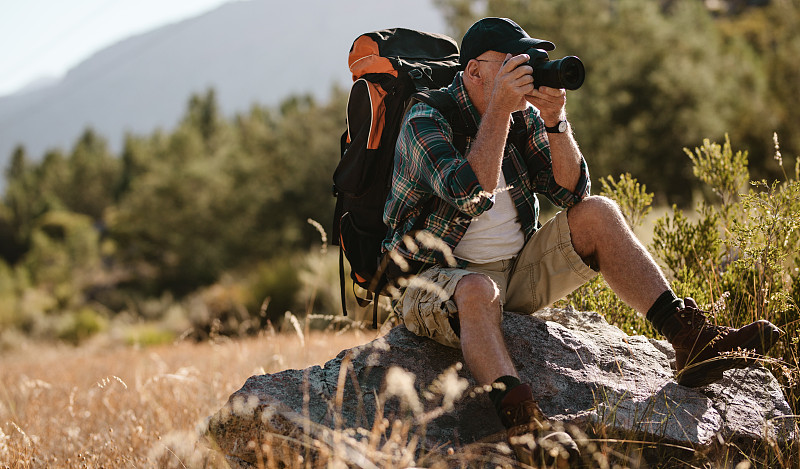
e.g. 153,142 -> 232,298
382,72 -> 590,266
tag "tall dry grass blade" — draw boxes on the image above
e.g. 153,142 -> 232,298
284,311 -> 305,347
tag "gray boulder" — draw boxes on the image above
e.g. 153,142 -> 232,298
207,307 -> 795,467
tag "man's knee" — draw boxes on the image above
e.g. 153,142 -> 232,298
568,195 -> 622,227
453,273 -> 501,322
567,196 -> 626,268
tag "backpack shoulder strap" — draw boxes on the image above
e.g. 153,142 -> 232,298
509,110 -> 528,158
509,110 -> 549,181
409,89 -> 475,155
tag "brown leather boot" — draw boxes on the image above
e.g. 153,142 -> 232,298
669,298 -> 783,387
499,384 -> 579,467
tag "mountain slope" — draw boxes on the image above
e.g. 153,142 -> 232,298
0,0 -> 447,175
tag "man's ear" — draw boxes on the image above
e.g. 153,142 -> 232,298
463,59 -> 482,84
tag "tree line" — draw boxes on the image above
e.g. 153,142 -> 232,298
0,90 -> 346,341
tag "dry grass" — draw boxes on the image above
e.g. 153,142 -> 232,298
2,322 -> 797,468
0,329 -> 378,468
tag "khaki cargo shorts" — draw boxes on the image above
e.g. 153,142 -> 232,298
395,210 -> 598,348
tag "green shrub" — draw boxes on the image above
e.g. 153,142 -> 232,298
185,278 -> 256,340
245,257 -> 302,325
22,211 -> 100,289
652,136 -> 800,327
598,172 -> 654,229
57,307 -> 108,345
296,247 -> 386,328
0,260 -> 14,327
123,323 -> 176,346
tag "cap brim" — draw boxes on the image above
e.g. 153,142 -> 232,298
497,37 -> 555,54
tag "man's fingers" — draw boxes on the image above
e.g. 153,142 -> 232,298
507,76 -> 535,98
498,54 -> 535,82
528,86 -> 566,102
501,53 -> 529,70
495,56 -> 534,95
514,73 -> 534,87
536,86 -> 566,97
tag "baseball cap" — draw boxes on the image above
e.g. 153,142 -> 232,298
459,17 -> 555,68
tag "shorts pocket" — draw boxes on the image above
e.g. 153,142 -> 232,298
404,298 -> 460,348
397,266 -> 467,348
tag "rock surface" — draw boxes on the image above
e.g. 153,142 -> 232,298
207,307 -> 795,466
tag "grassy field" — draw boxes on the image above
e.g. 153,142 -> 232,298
0,328 -> 378,468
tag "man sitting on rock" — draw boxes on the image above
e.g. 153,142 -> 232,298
381,16 -> 783,465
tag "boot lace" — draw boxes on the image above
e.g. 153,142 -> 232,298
503,400 -> 546,430
679,304 -> 729,336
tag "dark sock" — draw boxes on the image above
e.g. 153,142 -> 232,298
489,375 -> 522,414
646,290 -> 684,340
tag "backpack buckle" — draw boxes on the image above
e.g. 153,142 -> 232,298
408,67 -> 433,91
408,68 -> 424,79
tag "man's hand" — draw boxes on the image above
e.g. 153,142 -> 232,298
526,86 -> 566,126
486,53 -> 534,116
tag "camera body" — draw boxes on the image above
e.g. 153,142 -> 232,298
525,48 -> 585,90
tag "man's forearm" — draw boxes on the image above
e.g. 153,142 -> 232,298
548,128 -> 582,193
528,85 -> 583,193
466,105 -> 511,193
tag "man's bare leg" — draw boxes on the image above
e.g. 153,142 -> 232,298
567,195 -> 669,315
452,273 -> 517,385
453,273 -> 580,464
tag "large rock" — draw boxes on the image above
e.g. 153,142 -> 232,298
207,307 -> 795,467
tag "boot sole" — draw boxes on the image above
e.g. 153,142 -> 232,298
676,321 -> 783,388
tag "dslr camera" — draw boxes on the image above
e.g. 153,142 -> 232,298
525,48 -> 585,90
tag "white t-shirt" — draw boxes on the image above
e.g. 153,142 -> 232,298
453,172 -> 524,264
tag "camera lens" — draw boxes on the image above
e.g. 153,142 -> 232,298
526,48 -> 586,90
531,55 -> 585,90
557,56 -> 585,90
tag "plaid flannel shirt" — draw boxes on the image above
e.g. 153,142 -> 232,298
382,72 -> 590,267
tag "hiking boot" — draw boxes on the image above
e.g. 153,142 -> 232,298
499,384 -> 579,467
670,298 -> 783,387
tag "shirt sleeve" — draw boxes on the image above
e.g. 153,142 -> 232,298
398,104 -> 494,217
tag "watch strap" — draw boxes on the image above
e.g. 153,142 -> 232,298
545,120 -> 568,133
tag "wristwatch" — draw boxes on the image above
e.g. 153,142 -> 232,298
545,120 -> 569,133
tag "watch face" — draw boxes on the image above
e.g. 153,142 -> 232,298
558,120 -> 568,132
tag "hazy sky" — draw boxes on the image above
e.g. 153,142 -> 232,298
0,0 -> 232,97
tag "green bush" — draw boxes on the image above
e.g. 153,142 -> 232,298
57,307 -> 108,345
0,259 -> 15,328
245,257 -> 303,325
653,136 -> 800,327
296,246 -> 387,327
22,211 -> 100,288
185,278 -> 256,340
123,323 -> 176,347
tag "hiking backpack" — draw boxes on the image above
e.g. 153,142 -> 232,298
331,28 -> 461,327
